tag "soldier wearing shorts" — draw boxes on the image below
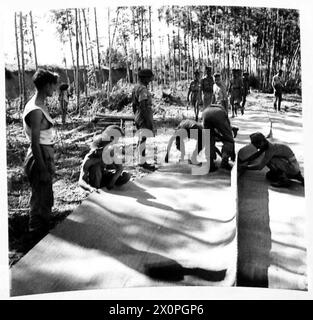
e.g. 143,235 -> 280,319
241,72 -> 250,112
187,70 -> 201,121
23,68 -> 59,237
200,66 -> 214,109
229,69 -> 243,117
272,70 -> 284,111
202,105 -> 235,171
132,69 -> 156,171
79,125 -> 130,192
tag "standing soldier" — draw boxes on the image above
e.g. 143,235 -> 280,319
187,70 -> 201,122
23,69 -> 59,238
200,66 -> 214,109
229,69 -> 243,118
58,83 -> 70,125
241,72 -> 250,114
272,69 -> 284,112
132,69 -> 156,171
212,73 -> 229,114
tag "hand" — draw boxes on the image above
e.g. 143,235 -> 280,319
106,183 -> 114,190
90,187 -> 100,193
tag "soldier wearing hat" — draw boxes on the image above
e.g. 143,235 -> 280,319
239,132 -> 304,188
272,69 -> 284,111
78,125 -> 130,192
187,70 -> 202,121
132,68 -> 156,171
200,66 -> 214,109
229,68 -> 243,117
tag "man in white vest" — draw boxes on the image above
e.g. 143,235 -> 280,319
23,68 -> 58,239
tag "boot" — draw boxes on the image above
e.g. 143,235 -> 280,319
220,158 -> 232,170
271,179 -> 291,188
139,162 -> 157,171
209,161 -> 218,172
293,171 -> 304,186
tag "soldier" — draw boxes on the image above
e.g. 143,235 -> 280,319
58,83 -> 71,124
164,119 -> 205,166
165,118 -> 238,171
241,72 -> 250,113
23,68 -> 59,238
239,132 -> 304,188
200,66 -> 214,109
272,69 -> 284,111
212,73 -> 229,114
187,70 -> 201,122
202,105 -> 235,171
131,68 -> 156,171
229,69 -> 243,118
78,125 -> 130,192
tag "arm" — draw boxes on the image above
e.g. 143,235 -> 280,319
28,109 -> 50,182
106,164 -> 123,190
187,84 -> 192,101
165,135 -> 176,163
242,149 -> 272,170
78,156 -> 101,193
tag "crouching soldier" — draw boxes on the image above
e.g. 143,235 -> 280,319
239,132 -> 304,188
164,119 -> 204,166
79,125 -> 130,193
165,118 -> 237,171
202,105 -> 235,171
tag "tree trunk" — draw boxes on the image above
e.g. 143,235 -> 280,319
178,22 -> 181,82
75,9 -> 80,116
14,12 -> 22,111
29,11 -> 38,69
107,8 -> 120,95
149,6 -> 153,90
172,8 -> 177,87
140,7 -> 144,69
131,8 -> 138,83
66,9 -> 76,86
82,8 -> 98,89
19,12 -> 26,109
94,7 -> 103,87
212,7 -> 217,71
122,37 -> 130,83
108,7 -> 112,94
78,9 -> 88,96
189,8 -> 195,78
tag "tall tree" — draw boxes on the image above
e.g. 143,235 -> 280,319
14,12 -> 22,111
66,9 -> 76,84
94,7 -> 103,87
78,9 -> 88,96
29,11 -> 38,69
82,8 -> 98,89
75,9 -> 80,115
19,12 -> 26,108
